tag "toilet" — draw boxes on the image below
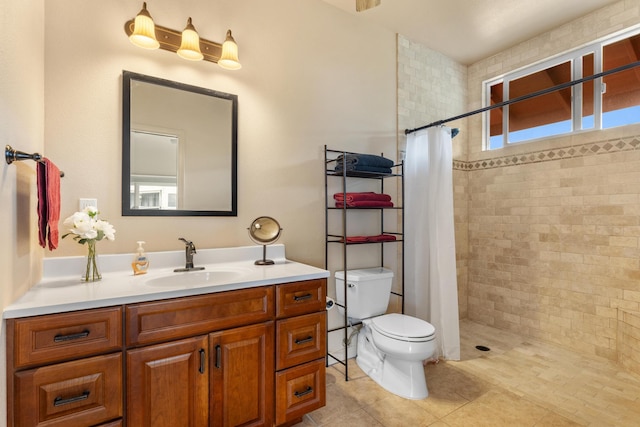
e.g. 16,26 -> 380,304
335,267 -> 436,400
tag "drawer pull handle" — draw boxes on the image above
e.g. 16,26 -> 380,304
199,349 -> 206,374
53,330 -> 90,342
215,345 -> 221,369
293,293 -> 312,302
53,390 -> 90,407
295,336 -> 314,345
294,386 -> 313,398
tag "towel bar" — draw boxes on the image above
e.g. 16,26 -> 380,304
5,145 -> 64,177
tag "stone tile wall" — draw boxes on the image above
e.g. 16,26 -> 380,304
618,309 -> 640,378
465,134 -> 640,360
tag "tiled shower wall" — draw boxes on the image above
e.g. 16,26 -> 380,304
398,0 -> 640,365
466,136 -> 640,360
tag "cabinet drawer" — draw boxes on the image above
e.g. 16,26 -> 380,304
9,307 -> 122,368
275,359 -> 326,426
275,279 -> 326,318
276,312 -> 326,370
126,286 -> 273,346
14,353 -> 123,427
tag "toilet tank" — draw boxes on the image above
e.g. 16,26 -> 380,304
335,267 -> 394,320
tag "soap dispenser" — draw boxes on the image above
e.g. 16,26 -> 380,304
132,241 -> 150,275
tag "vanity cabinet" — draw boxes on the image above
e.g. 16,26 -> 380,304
6,278 -> 326,427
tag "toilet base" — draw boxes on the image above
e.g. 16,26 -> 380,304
356,329 -> 429,400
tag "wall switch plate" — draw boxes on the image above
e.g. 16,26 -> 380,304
79,198 -> 98,211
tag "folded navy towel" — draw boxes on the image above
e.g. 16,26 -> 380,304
334,164 -> 392,174
335,154 -> 394,169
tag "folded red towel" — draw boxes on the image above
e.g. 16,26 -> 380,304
367,234 -> 397,242
46,159 -> 61,250
333,192 -> 392,202
341,234 -> 397,243
36,158 -> 61,250
335,200 -> 394,208
342,236 -> 369,243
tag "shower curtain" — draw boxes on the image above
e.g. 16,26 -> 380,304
405,126 -> 460,361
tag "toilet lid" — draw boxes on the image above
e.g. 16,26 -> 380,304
371,313 -> 435,342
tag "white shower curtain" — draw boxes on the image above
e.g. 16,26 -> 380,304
405,126 -> 460,361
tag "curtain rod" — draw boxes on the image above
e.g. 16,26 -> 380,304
404,60 -> 640,135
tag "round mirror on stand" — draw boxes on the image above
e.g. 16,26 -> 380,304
248,216 -> 282,265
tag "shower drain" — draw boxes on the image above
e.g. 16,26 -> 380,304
475,345 -> 491,351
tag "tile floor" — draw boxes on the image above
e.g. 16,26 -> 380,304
297,319 -> 640,426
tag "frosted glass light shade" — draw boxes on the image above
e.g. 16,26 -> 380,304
218,30 -> 241,70
177,18 -> 204,61
129,2 -> 159,49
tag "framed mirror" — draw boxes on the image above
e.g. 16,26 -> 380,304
122,71 -> 237,216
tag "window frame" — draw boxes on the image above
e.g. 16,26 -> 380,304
483,26 -> 640,150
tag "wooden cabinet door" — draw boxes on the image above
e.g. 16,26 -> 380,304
127,335 -> 209,427
210,322 -> 274,427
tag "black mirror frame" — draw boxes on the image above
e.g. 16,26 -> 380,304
122,70 -> 238,216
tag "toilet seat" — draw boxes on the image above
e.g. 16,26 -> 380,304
371,313 -> 435,342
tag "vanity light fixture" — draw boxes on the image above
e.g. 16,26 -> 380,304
128,2 -> 160,49
124,3 -> 241,69
218,30 -> 242,70
177,18 -> 204,61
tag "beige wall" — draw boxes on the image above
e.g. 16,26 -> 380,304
0,0 -> 45,315
464,0 -> 640,361
1,0 -> 46,416
39,0 -> 396,265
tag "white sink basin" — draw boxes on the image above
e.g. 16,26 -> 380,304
145,266 -> 251,288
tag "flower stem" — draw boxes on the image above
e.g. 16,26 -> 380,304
85,240 -> 101,282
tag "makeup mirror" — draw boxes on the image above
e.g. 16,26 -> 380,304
248,216 -> 282,265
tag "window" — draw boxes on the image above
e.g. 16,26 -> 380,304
485,28 -> 640,150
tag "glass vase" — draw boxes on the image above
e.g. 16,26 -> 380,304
83,240 -> 102,282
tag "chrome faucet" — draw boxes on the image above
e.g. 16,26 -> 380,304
174,238 -> 205,272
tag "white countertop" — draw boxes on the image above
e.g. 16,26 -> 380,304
3,244 -> 329,319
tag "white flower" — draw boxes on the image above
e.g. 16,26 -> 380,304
95,219 -> 116,241
62,207 -> 116,244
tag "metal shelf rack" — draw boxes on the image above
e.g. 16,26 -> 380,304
324,146 -> 405,381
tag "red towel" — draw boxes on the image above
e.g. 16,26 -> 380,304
367,234 -> 397,242
341,235 -> 397,243
37,162 -> 47,248
36,158 -> 61,250
333,192 -> 392,202
335,200 -> 394,208
46,159 -> 61,250
342,236 -> 369,243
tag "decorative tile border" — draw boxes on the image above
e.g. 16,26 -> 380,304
453,135 -> 640,171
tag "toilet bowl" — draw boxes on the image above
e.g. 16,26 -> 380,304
357,313 -> 435,399
334,268 -> 437,400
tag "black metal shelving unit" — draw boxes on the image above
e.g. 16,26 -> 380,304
324,146 -> 405,381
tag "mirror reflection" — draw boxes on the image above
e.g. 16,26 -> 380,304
122,71 -> 238,216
